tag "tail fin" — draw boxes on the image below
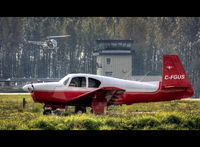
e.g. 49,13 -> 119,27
162,55 -> 192,88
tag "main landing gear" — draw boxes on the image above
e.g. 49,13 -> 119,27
43,109 -> 52,115
43,104 -> 87,115
43,104 -> 61,116
75,106 -> 86,114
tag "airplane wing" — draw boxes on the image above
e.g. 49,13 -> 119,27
66,87 -> 125,114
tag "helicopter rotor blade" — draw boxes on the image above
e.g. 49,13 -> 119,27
47,35 -> 70,39
27,41 -> 45,46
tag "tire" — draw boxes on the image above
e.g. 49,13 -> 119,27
91,108 -> 93,113
43,109 -> 52,115
53,109 -> 62,116
75,106 -> 86,114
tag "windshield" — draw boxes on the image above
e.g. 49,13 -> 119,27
59,75 -> 71,84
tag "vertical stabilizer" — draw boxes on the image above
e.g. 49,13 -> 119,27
162,55 -> 192,88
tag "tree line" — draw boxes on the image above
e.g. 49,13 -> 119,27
0,17 -> 199,97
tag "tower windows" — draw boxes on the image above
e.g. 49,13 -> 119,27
106,58 -> 111,65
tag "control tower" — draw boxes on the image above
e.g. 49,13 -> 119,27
93,40 -> 135,79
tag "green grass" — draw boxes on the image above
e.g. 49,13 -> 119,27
0,95 -> 200,130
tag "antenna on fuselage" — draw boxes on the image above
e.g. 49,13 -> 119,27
122,70 -> 153,82
123,70 -> 132,80
139,71 -> 152,82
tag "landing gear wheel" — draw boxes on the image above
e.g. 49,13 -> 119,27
75,106 -> 86,114
53,109 -> 62,116
43,109 -> 52,115
91,108 -> 93,113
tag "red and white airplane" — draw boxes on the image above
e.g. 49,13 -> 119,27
23,55 -> 194,114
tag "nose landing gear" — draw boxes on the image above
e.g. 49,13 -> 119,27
43,104 -> 87,115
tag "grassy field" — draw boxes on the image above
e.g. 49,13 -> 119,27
0,94 -> 200,130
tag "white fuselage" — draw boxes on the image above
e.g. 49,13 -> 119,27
23,73 -> 159,93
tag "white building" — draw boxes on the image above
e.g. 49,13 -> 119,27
93,40 -> 134,80
93,40 -> 162,82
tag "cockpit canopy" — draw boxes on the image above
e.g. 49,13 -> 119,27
59,74 -> 101,88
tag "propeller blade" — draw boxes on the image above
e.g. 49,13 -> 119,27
30,84 -> 34,93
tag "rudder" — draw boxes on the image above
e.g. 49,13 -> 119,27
162,55 -> 192,88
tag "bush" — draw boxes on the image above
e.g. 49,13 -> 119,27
105,119 -> 115,127
120,119 -> 136,130
104,118 -> 122,129
5,122 -> 18,130
194,117 -> 200,129
99,125 -> 113,130
137,118 -> 160,129
55,123 -> 68,130
157,124 -> 179,130
31,107 -> 41,113
79,118 -> 101,130
162,115 -> 181,125
181,120 -> 195,130
29,117 -> 56,130
18,108 -> 24,112
36,120 -> 56,130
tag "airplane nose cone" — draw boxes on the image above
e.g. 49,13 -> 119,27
23,84 -> 33,92
23,84 -> 29,91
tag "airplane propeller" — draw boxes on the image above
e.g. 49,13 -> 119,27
26,83 -> 34,93
31,84 -> 34,93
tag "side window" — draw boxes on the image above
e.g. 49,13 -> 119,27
88,78 -> 101,88
69,77 -> 86,87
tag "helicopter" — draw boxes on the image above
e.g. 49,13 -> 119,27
25,35 -> 70,50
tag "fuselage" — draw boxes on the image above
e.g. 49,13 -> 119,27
23,73 -> 193,106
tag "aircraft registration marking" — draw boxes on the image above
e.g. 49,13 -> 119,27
164,75 -> 185,80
